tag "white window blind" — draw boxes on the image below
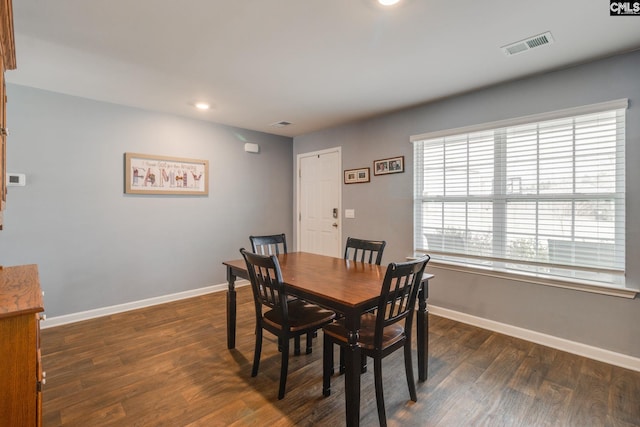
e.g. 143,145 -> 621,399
413,101 -> 626,278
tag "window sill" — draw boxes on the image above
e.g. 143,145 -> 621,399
413,254 -> 638,299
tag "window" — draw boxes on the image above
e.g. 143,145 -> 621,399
412,100 -> 627,283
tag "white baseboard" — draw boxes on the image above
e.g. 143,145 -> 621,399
41,280 -> 250,329
429,305 -> 640,372
42,283 -> 639,372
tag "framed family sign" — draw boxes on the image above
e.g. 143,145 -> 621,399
124,153 -> 209,195
344,167 -> 370,184
374,156 -> 404,176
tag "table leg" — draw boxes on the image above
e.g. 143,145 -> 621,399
226,266 -> 237,349
417,279 -> 429,382
344,318 -> 361,426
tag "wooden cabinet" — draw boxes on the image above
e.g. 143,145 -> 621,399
0,265 -> 45,426
0,0 -> 16,229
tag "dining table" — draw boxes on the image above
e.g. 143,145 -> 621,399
222,252 -> 434,427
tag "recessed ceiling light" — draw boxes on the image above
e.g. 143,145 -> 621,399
195,102 -> 210,110
378,0 -> 400,5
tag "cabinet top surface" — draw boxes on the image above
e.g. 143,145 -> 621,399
0,264 -> 43,318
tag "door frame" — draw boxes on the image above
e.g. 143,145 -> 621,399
295,146 -> 342,255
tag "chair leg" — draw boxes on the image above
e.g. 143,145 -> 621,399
252,327 -> 263,377
339,347 -> 345,374
294,336 -> 301,356
404,340 -> 417,402
361,352 -> 367,373
374,357 -> 387,427
306,332 -> 313,354
278,337 -> 290,399
323,336 -> 333,396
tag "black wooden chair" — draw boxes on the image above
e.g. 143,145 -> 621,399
344,237 -> 386,265
249,234 -> 316,354
322,255 -> 430,427
250,233 -> 288,256
340,237 -> 387,372
240,248 -> 335,400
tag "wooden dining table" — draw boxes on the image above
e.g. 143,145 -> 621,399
223,252 -> 433,427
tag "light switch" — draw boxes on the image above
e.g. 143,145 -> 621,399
345,209 -> 355,218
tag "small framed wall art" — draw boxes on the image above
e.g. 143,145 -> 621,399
344,167 -> 370,184
373,155 -> 404,176
124,152 -> 209,195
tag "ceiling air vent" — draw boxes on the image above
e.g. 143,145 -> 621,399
502,31 -> 554,56
270,121 -> 292,128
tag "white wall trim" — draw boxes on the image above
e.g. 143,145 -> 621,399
41,280 -> 250,329
429,304 -> 640,372
427,261 -> 637,299
41,281 -> 640,372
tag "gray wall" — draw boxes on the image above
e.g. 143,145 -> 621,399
3,51 -> 638,358
294,50 -> 640,358
0,84 -> 293,317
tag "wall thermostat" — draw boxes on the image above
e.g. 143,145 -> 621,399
7,173 -> 26,186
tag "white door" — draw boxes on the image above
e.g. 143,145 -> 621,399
297,148 -> 341,257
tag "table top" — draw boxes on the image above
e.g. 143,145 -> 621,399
0,264 -> 44,318
224,252 -> 433,311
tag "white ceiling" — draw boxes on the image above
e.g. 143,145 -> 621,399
7,0 -> 640,137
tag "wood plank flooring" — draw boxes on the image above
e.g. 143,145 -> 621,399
41,286 -> 640,426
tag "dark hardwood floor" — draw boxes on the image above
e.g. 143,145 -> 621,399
41,286 -> 640,426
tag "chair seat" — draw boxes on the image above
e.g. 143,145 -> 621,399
323,313 -> 405,351
264,299 -> 335,332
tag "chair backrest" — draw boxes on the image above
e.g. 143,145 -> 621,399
250,234 -> 288,256
240,248 -> 289,320
344,237 -> 386,265
374,255 -> 430,349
